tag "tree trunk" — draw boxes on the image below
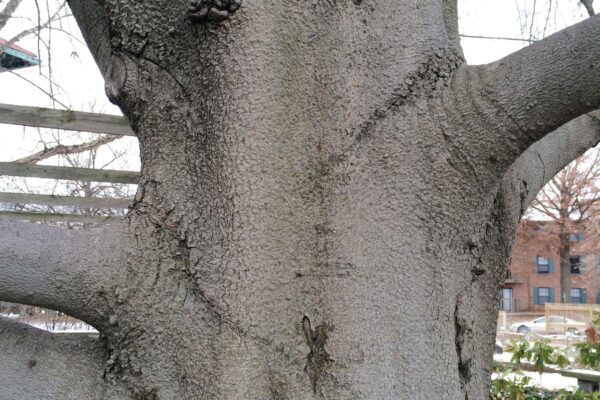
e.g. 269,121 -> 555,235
559,226 -> 572,303
2,1 -> 600,399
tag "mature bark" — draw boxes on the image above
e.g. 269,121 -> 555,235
2,1 -> 600,399
446,14 -> 600,182
0,217 -> 126,327
0,317 -> 130,399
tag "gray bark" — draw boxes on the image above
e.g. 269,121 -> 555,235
0,0 -> 21,33
0,218 -> 125,327
502,111 -> 600,218
581,0 -> 596,17
1,1 -> 600,398
445,14 -> 600,186
0,317 -> 130,399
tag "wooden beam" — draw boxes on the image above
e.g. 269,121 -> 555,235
0,103 -> 135,136
0,211 -> 121,223
0,192 -> 131,209
0,162 -> 140,184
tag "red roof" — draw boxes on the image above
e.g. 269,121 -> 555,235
0,38 -> 36,57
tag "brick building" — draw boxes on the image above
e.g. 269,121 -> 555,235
502,221 -> 600,312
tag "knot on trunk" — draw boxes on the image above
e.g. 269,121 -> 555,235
188,0 -> 242,22
302,316 -> 332,393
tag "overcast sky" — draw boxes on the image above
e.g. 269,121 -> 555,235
0,0 -> 591,195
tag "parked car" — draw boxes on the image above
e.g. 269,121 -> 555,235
494,341 -> 503,354
510,316 -> 586,335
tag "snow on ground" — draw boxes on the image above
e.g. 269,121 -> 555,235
1,313 -> 97,333
27,321 -> 98,333
492,369 -> 579,391
493,352 -> 580,391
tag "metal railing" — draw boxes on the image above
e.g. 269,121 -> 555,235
500,297 -> 519,312
505,269 -> 520,283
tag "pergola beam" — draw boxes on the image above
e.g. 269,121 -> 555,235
0,162 -> 140,184
0,103 -> 135,136
0,211 -> 121,223
0,192 -> 131,209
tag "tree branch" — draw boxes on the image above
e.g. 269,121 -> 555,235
581,0 -> 596,17
14,135 -> 120,164
501,110 -> 600,223
0,2 -> 69,55
66,0 -> 113,78
448,15 -> 600,171
0,317 -> 131,400
0,0 -> 22,33
0,217 -> 126,327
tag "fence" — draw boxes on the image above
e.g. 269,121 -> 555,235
545,303 -> 600,335
0,103 -> 138,223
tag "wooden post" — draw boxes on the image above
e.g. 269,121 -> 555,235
0,192 -> 131,209
0,162 -> 140,184
0,211 -> 121,223
0,103 -> 135,136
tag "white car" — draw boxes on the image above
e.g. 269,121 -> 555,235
510,316 -> 587,335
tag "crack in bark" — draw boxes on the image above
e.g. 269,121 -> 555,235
519,179 -> 529,216
302,316 -> 332,393
454,300 -> 472,390
351,48 -> 463,147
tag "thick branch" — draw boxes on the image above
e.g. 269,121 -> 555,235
449,14 -> 600,169
443,0 -> 461,51
501,110 -> 600,224
14,135 -> 120,164
0,317 -> 131,400
581,0 -> 596,17
0,217 -> 125,327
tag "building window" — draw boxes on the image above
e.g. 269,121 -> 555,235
538,287 -> 551,305
537,256 -> 550,273
570,256 -> 584,274
571,288 -> 583,304
570,232 -> 585,242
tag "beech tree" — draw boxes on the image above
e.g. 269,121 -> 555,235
1,1 -> 600,399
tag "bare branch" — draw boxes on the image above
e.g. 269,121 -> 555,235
0,317 -> 131,400
13,135 -> 121,164
458,34 -> 536,42
0,2 -> 69,55
0,0 -> 22,32
0,69 -> 70,109
581,0 -> 596,17
530,201 -> 560,220
0,217 -> 126,327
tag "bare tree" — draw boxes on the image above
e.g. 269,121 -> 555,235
526,148 -> 600,302
1,1 -> 600,399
